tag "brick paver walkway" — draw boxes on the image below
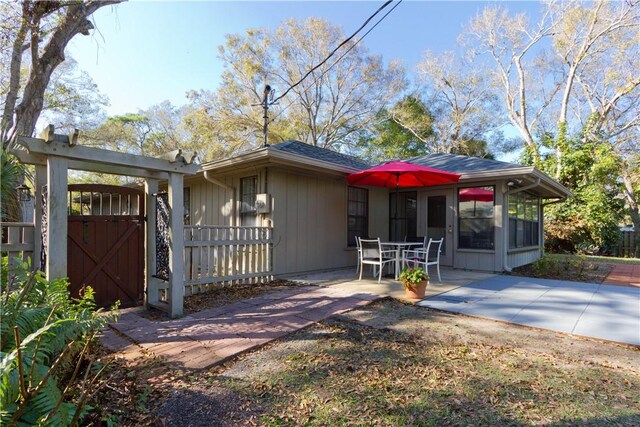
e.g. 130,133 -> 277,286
603,263 -> 640,287
100,285 -> 379,371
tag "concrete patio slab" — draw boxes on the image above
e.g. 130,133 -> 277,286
284,266 -> 496,302
418,275 -> 640,346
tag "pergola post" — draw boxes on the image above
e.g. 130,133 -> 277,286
11,131 -> 198,317
167,172 -> 184,318
145,178 -> 160,308
46,156 -> 68,280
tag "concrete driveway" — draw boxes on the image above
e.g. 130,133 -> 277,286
417,275 -> 640,346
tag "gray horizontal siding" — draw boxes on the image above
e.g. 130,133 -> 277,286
508,249 -> 542,269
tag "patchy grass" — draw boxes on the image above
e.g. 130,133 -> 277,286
512,254 -> 613,283
198,317 -> 640,427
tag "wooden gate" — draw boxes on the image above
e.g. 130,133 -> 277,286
67,184 -> 144,307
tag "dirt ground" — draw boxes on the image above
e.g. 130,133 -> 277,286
92,297 -> 639,426
511,257 -> 613,283
342,298 -> 640,372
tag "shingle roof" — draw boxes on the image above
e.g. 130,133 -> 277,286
269,140 -> 371,170
407,153 -> 525,174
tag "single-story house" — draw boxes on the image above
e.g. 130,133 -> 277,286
184,140 -> 572,276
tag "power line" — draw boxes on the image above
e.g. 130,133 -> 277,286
272,0 -> 395,104
267,0 -> 402,124
314,0 -> 403,86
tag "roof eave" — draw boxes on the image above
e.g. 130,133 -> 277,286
200,146 -> 362,175
460,167 -> 573,199
459,166 -> 536,181
531,169 -> 573,198
268,149 -> 363,174
200,147 -> 270,170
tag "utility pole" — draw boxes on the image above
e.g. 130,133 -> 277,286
261,85 -> 274,147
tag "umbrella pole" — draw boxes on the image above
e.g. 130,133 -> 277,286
394,174 -> 399,240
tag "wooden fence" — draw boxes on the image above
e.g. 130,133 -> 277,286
2,222 -> 275,295
615,230 -> 637,258
1,222 -> 36,279
183,225 -> 273,294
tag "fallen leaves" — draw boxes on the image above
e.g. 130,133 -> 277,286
91,300 -> 640,426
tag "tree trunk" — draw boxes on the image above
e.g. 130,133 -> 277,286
6,1 -> 122,143
1,4 -> 29,146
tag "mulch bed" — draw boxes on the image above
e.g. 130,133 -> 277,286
512,258 -> 613,283
141,279 -> 312,321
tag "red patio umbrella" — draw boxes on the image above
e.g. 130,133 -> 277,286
459,187 -> 494,202
459,187 -> 494,216
347,161 -> 461,232
347,161 -> 461,188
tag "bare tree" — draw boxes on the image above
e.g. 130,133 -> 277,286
1,0 -> 122,146
184,18 -> 405,160
463,4 -> 562,167
415,50 -> 502,154
39,57 -> 109,132
463,0 -> 640,178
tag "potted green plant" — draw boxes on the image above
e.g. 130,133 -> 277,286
399,266 -> 429,299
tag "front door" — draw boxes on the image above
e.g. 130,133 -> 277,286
423,190 -> 454,266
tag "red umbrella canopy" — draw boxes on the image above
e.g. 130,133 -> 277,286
347,161 -> 460,188
459,187 -> 494,202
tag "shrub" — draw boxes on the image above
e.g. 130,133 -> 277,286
0,259 -> 118,425
531,255 -> 561,277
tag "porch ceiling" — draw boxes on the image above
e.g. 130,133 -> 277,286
460,168 -> 572,200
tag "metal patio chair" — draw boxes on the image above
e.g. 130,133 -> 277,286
402,237 -> 443,282
358,238 -> 396,283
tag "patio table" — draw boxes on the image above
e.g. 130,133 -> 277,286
381,241 -> 424,280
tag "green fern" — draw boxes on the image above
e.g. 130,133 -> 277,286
0,260 -> 118,425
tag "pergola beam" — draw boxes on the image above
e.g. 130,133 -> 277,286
15,136 -> 200,175
9,148 -> 170,179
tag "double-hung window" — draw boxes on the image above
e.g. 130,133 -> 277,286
347,186 -> 368,247
240,176 -> 258,226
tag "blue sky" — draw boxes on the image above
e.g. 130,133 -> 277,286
68,1 -> 542,116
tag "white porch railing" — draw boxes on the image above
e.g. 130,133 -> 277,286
1,222 -> 36,278
183,225 -> 273,294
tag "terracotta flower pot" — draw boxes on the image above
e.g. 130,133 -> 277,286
404,280 -> 428,299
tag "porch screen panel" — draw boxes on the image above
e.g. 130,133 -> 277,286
458,186 -> 495,250
347,186 -> 368,247
508,192 -> 540,249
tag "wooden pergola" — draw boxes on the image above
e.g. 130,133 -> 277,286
10,126 -> 199,317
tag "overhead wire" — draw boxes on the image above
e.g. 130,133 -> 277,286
320,0 -> 403,80
271,0 -> 396,104
268,0 -> 403,126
